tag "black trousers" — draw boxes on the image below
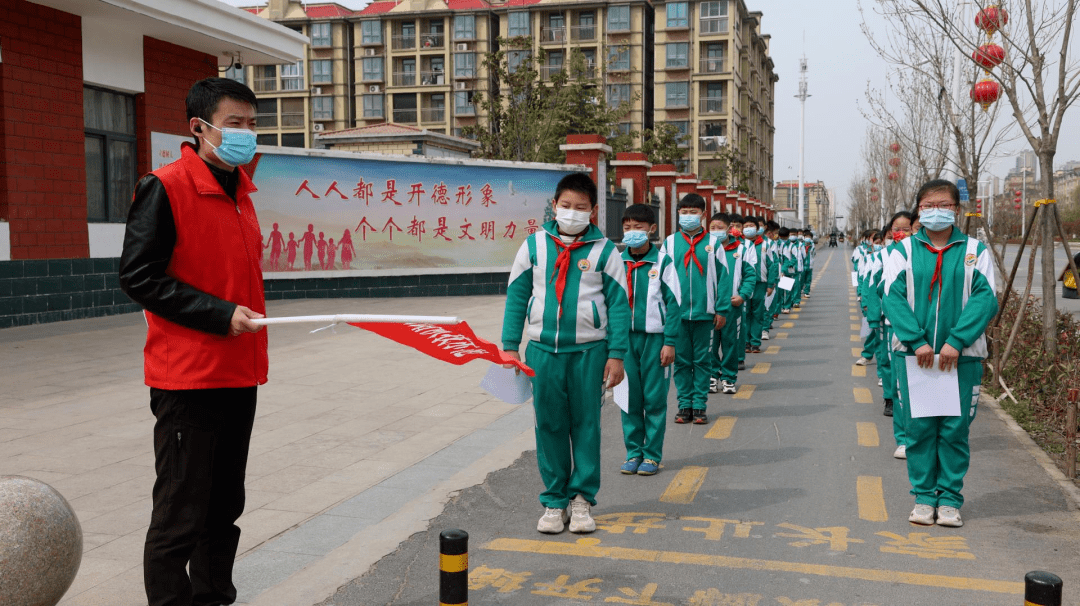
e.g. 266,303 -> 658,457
144,387 -> 257,606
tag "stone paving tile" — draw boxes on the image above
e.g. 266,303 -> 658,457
232,551 -> 320,604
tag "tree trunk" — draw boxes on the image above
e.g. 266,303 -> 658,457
1039,150 -> 1058,356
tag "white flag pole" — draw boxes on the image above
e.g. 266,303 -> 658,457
250,314 -> 461,326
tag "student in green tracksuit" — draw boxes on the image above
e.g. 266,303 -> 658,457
728,216 -> 753,371
877,211 -> 915,459
661,194 -> 730,425
502,173 -> 630,535
618,204 -> 679,477
744,217 -> 770,353
882,180 -> 997,529
710,213 -> 757,395
778,227 -> 798,313
855,231 -> 883,366
866,213 -> 914,426
763,221 -> 782,333
802,229 -> 816,297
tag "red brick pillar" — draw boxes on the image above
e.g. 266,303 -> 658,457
647,164 -> 678,238
611,152 -> 651,206
726,191 -> 738,214
738,193 -> 749,217
696,180 -> 714,214
560,134 -> 612,227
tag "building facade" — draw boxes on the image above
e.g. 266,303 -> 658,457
773,180 -> 830,233
244,0 -> 776,204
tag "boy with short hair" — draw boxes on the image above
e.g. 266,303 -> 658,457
778,227 -> 799,313
710,213 -> 757,394
661,195 -> 730,424
502,172 -> 630,535
743,217 -> 769,354
618,205 -> 680,476
855,231 -> 884,366
763,221 -> 782,336
802,229 -> 816,298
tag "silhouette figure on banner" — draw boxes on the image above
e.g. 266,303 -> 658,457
264,223 -> 285,271
299,224 -> 317,271
339,229 -> 355,270
327,237 -> 337,270
316,232 -> 328,270
285,232 -> 299,270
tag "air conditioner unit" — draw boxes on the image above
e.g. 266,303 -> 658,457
313,123 -> 324,132
369,85 -> 381,93
365,48 -> 377,56
455,81 -> 469,90
456,43 -> 469,51
312,87 -> 322,95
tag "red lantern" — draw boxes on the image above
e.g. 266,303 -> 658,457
970,79 -> 1001,111
870,177 -> 878,184
870,194 -> 879,202
888,171 -> 900,181
972,44 -> 1005,74
870,186 -> 879,193
889,157 -> 901,167
889,142 -> 900,153
975,6 -> 1009,38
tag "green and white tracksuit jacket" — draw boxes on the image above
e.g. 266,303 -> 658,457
659,232 -> 732,322
621,244 -> 681,343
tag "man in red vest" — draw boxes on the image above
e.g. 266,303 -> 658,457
120,78 -> 267,606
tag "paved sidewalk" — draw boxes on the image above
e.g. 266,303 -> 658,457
0,295 -> 533,606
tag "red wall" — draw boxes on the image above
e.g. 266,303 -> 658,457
0,0 -> 87,259
137,37 -> 217,177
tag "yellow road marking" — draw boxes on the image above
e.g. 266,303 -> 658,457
857,476 -> 888,522
851,324 -> 861,331
704,416 -> 736,440
733,385 -> 755,400
851,335 -> 861,342
484,538 -> 1023,594
850,315 -> 860,321
849,307 -> 857,313
751,363 -> 770,374
781,322 -> 794,328
764,346 -> 780,354
854,387 -> 873,404
789,314 -> 799,319
659,466 -> 708,504
852,365 -> 866,377
856,422 -> 879,447
775,332 -> 788,339
852,347 -> 862,357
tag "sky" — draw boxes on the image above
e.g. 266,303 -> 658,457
223,0 -> 1080,223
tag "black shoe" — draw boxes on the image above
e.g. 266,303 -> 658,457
693,412 -> 708,425
675,408 -> 693,424
738,362 -> 746,371
883,399 -> 894,417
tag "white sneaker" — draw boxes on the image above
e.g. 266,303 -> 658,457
761,331 -> 770,340
537,507 -> 569,533
855,357 -> 869,366
893,444 -> 907,459
908,504 -> 935,525
878,378 -> 883,386
709,377 -> 719,394
568,495 -> 596,533
936,506 -> 963,527
721,381 -> 737,394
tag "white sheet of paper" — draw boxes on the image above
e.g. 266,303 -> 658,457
480,363 -> 533,405
612,377 -> 629,413
905,356 -> 961,418
778,276 -> 795,291
764,291 -> 775,309
851,271 -> 859,287
859,317 -> 871,338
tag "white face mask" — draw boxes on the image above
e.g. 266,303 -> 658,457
555,207 -> 592,234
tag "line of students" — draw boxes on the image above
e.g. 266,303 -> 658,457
501,175 -> 818,534
852,179 -> 997,529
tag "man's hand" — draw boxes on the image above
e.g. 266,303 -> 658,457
732,295 -> 744,307
939,343 -> 960,372
713,314 -> 727,330
502,350 -> 522,373
603,358 -> 625,389
914,344 -> 935,369
766,287 -> 774,296
230,305 -> 265,337
660,345 -> 675,367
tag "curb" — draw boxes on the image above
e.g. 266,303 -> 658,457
981,392 -> 1080,512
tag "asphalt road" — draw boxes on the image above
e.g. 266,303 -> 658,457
319,249 -> 1080,606
997,241 -> 1080,315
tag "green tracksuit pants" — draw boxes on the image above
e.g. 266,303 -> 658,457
621,332 -> 671,463
886,326 -> 906,447
781,274 -> 797,309
792,273 -> 803,307
860,322 -> 878,360
876,323 -> 896,399
803,268 -> 813,294
767,287 -> 780,329
674,319 -> 713,411
526,341 -> 607,509
719,305 -> 742,383
896,358 -> 981,508
737,304 -> 749,364
747,283 -> 768,348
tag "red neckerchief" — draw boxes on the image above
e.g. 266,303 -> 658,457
549,235 -> 588,317
754,236 -> 764,246
723,238 -> 740,252
682,230 -> 705,275
624,260 -> 649,310
921,240 -> 961,302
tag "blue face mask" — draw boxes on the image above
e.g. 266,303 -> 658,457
679,214 -> 702,231
743,227 -> 758,239
201,119 -> 257,167
622,230 -> 650,248
711,229 -> 728,243
920,208 -> 956,232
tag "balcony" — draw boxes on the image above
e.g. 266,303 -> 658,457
699,17 -> 728,35
540,65 -> 565,81
253,77 -> 277,93
419,70 -> 447,86
605,29 -> 631,43
419,33 -> 444,50
698,135 -> 727,153
392,72 -> 417,86
663,60 -> 690,71
700,96 -> 726,114
540,27 -> 566,44
570,25 -> 597,42
391,35 -> 416,51
455,103 -> 476,116
420,107 -> 446,123
699,57 -> 726,74
392,109 -> 417,123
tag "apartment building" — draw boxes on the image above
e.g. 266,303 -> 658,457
774,180 -> 830,232
244,0 -> 776,203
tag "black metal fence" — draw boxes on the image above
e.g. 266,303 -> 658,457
604,189 -> 662,245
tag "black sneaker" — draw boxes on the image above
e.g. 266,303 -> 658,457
738,362 -> 746,371
675,408 -> 693,424
883,399 -> 894,417
693,411 -> 709,425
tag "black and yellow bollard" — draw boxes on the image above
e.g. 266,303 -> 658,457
1024,571 -> 1062,606
439,529 -> 468,606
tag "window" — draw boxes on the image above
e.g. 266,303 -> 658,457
281,98 -> 305,127
310,22 -> 332,47
666,43 -> 688,68
508,11 -> 530,36
615,122 -> 632,136
666,2 -> 688,28
700,1 -> 728,33
225,65 -> 245,84
666,81 -> 689,107
84,87 -> 136,223
671,120 -> 690,143
576,11 -> 595,40
256,99 -> 278,128
606,83 -> 631,108
363,94 -> 384,118
549,12 -> 565,28
608,45 -> 630,71
361,20 -> 382,44
454,91 -> 474,115
703,81 -> 725,112
256,134 -> 278,146
362,57 -> 384,81
313,97 -> 333,121
280,133 -> 305,148
508,50 -> 531,74
281,62 -> 304,90
254,65 -> 276,92
454,52 -> 476,78
548,51 -> 564,68
607,5 -> 630,31
703,43 -> 725,72
393,93 -> 417,123
454,15 -> 475,40
311,60 -> 332,84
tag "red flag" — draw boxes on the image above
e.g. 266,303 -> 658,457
348,320 -> 535,377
